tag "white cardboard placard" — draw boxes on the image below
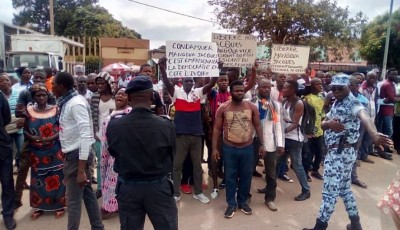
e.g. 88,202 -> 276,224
270,44 -> 310,74
166,41 -> 219,78
212,33 -> 257,68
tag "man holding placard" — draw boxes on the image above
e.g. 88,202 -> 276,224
159,56 -> 218,204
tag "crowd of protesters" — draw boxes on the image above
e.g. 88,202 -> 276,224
0,60 -> 398,230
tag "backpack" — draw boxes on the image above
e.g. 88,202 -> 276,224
286,97 -> 317,136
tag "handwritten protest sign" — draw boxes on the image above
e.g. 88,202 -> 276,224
166,41 -> 219,78
270,44 -> 310,74
212,33 -> 257,68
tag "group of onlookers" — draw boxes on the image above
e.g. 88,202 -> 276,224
0,61 -> 399,230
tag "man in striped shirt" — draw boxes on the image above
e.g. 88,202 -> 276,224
159,57 -> 217,204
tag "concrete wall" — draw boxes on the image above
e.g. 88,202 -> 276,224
100,37 -> 149,67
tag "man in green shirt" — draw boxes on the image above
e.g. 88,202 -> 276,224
303,78 -> 325,181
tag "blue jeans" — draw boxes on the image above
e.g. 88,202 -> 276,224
223,143 -> 253,208
10,132 -> 24,163
281,139 -> 309,193
0,147 -> 15,218
355,124 -> 369,161
376,114 -> 393,138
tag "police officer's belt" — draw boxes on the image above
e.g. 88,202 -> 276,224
327,143 -> 355,150
118,175 -> 167,184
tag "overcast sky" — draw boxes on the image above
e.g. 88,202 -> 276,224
1,0 -> 399,49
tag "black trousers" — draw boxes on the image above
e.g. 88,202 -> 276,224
0,147 -> 15,218
393,116 -> 400,153
117,178 -> 178,230
263,151 -> 277,202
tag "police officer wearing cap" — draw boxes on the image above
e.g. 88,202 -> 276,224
303,74 -> 393,230
106,76 -> 177,230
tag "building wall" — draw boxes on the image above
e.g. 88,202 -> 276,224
102,58 -> 147,66
100,37 -> 149,67
102,47 -> 148,60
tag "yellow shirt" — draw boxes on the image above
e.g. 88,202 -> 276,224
304,93 -> 325,137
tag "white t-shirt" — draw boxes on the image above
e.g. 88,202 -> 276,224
96,99 -> 115,139
283,101 -> 304,142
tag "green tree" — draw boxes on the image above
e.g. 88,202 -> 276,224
12,0 -> 97,34
85,56 -> 103,74
359,8 -> 400,69
12,0 -> 141,38
208,0 -> 367,61
63,5 -> 141,38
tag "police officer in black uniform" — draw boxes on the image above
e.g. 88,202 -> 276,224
106,76 -> 177,230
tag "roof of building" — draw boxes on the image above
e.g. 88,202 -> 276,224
99,37 -> 149,49
0,21 -> 40,34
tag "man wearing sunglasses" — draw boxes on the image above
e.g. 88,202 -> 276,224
304,74 -> 393,230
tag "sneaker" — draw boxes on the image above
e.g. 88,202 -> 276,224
211,188 -> 219,199
306,174 -> 312,182
265,201 -> 278,211
193,193 -> 210,204
257,160 -> 263,167
239,203 -> 253,215
4,216 -> 16,230
311,171 -> 323,180
174,196 -> 181,202
295,191 -> 311,201
218,182 -> 226,189
279,174 -> 294,183
352,179 -> 368,189
361,158 -> 375,164
180,184 -> 192,194
224,206 -> 236,218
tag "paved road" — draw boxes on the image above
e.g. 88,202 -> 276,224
3,154 -> 398,230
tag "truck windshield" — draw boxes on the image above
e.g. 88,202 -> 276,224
6,53 -> 50,70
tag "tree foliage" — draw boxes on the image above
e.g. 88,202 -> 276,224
359,8 -> 400,69
63,5 -> 141,38
208,0 -> 367,61
12,0 -> 141,38
85,56 -> 103,74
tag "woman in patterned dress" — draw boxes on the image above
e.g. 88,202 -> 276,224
24,84 -> 66,220
100,87 -> 131,219
378,170 -> 400,230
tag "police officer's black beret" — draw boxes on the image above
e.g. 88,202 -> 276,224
126,75 -> 153,94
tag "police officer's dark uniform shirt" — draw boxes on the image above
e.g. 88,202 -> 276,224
106,107 -> 176,179
0,92 -> 12,159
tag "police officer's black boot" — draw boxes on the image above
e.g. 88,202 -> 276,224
346,215 -> 362,230
303,218 -> 328,230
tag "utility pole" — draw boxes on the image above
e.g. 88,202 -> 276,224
381,0 -> 394,80
49,0 -> 55,35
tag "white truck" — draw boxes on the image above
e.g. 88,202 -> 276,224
5,34 -> 84,77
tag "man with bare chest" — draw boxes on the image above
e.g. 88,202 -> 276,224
212,80 -> 265,218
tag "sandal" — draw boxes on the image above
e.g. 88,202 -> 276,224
30,210 -> 44,220
55,209 -> 65,219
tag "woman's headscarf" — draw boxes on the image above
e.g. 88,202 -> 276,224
30,83 -> 49,98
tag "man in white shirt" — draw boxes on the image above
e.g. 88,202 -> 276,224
253,79 -> 284,211
52,72 -> 104,230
